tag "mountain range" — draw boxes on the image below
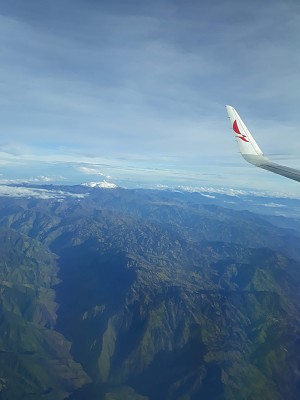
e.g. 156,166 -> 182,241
0,185 -> 299,399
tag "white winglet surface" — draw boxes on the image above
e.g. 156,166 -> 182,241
225,105 -> 263,156
225,105 -> 300,183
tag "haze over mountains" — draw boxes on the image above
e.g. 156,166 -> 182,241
0,184 -> 299,399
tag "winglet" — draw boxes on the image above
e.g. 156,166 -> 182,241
225,105 -> 300,182
225,105 -> 263,156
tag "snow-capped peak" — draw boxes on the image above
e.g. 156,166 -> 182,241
81,181 -> 117,189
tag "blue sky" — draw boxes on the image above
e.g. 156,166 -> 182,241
0,0 -> 300,193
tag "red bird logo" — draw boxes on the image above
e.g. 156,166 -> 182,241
233,120 -> 249,143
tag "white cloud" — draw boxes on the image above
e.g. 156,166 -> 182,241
0,185 -> 86,199
200,193 -> 216,199
0,176 -> 64,185
168,185 -> 300,200
76,166 -> 106,176
258,203 -> 286,208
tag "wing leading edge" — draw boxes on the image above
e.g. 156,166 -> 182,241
225,105 -> 300,183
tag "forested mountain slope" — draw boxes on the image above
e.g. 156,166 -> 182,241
0,187 -> 299,399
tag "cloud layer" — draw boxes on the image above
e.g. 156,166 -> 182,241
0,0 -> 300,191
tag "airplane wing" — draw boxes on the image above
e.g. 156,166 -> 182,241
225,105 -> 300,183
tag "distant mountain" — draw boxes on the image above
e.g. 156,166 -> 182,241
0,186 -> 299,399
